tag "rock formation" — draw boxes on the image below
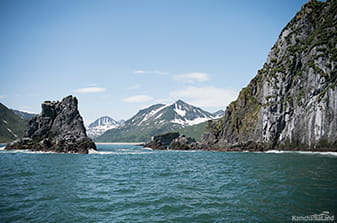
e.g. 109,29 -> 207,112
5,96 -> 96,153
144,132 -> 200,150
201,0 -> 337,151
170,135 -> 199,150
144,132 -> 180,150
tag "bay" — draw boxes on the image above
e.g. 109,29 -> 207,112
0,144 -> 336,222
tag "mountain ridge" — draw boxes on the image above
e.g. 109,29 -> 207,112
95,100 -> 224,142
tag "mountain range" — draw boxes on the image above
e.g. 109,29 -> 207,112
93,100 -> 224,142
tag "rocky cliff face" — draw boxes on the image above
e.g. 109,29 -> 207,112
5,96 -> 96,153
202,0 -> 337,151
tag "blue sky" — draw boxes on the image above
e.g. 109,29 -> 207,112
0,0 -> 308,123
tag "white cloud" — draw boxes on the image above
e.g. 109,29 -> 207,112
123,95 -> 154,103
74,87 -> 106,93
170,86 -> 238,107
128,84 -> 141,90
134,70 -> 168,75
0,95 -> 6,99
173,72 -> 210,83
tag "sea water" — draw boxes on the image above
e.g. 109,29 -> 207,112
0,144 -> 336,222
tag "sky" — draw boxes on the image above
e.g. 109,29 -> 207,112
0,0 -> 308,124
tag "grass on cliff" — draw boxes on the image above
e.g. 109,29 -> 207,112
0,103 -> 27,143
178,121 -> 208,141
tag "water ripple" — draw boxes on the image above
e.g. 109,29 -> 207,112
0,145 -> 336,222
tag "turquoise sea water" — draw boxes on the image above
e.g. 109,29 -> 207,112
0,144 -> 336,222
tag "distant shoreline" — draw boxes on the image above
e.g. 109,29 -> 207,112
95,142 -> 143,145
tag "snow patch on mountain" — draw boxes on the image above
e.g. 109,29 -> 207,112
138,104 -> 169,126
213,110 -> 225,119
174,105 -> 186,117
7,127 -> 18,138
185,117 -> 212,126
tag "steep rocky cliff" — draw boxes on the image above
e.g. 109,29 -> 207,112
5,96 -> 96,153
202,0 -> 337,151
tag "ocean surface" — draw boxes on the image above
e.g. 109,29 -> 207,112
0,144 -> 336,222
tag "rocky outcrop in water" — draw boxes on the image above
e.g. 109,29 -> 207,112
201,0 -> 337,151
5,96 -> 96,153
144,132 -> 180,150
144,132 -> 200,150
170,135 -> 199,150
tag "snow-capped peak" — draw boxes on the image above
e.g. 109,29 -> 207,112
126,99 -> 221,128
168,100 -> 216,126
87,116 -> 124,138
88,116 -> 119,128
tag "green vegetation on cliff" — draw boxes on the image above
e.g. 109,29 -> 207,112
0,103 -> 27,143
178,121 -> 208,141
203,0 -> 337,150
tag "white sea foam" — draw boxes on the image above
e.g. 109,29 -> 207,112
264,150 -> 337,157
0,147 -> 150,155
295,151 -> 337,156
22,150 -> 58,154
265,150 -> 287,153
0,149 -> 58,154
95,142 -> 143,145
143,147 -> 153,150
88,148 -> 153,155
164,150 -> 200,153
88,149 -> 113,154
